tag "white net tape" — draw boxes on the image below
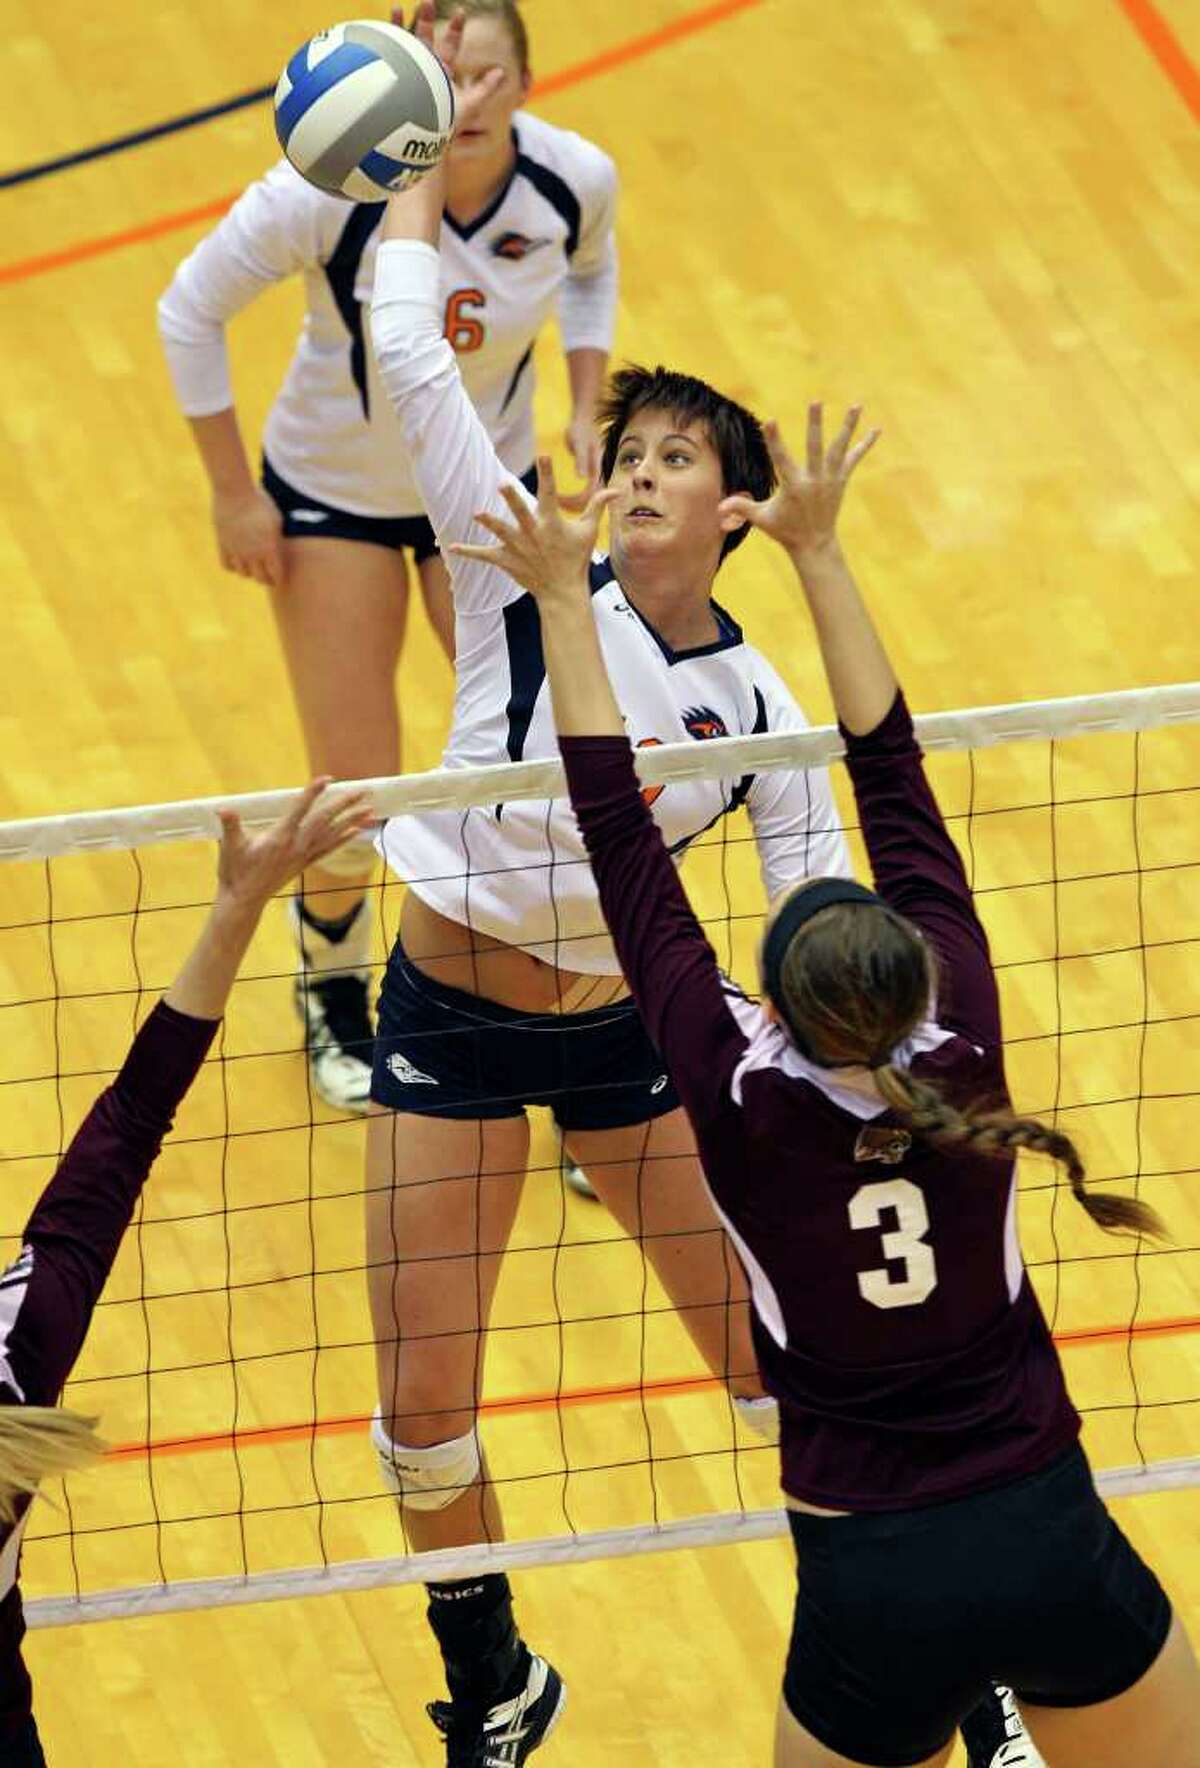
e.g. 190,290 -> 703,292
3,683 -> 1198,863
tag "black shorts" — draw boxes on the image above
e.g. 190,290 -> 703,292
0,1715 -> 47,1766
369,942 -> 681,1131
261,457 -> 537,564
783,1444 -> 1172,1767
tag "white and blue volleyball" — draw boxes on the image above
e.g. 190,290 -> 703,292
274,21 -> 455,202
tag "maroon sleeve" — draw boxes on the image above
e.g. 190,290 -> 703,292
842,693 -> 1001,1050
0,1001 -> 218,1406
559,735 -> 749,1128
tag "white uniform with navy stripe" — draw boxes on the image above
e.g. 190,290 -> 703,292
157,112 -> 618,519
371,239 -> 850,976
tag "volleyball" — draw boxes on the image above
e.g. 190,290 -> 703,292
274,20 -> 455,202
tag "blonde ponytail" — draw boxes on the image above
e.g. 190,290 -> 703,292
0,1407 -> 105,1525
874,1065 -> 1166,1241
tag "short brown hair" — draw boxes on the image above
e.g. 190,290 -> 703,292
431,0 -> 530,74
599,365 -> 776,563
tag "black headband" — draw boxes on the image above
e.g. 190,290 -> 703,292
761,878 -> 883,1056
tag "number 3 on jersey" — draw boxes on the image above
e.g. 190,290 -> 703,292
444,288 -> 487,353
849,1178 -> 938,1309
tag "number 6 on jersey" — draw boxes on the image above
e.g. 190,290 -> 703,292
849,1178 -> 938,1310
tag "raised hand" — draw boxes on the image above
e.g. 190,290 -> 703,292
449,456 -> 617,602
404,1 -> 506,130
215,781 -> 374,909
718,403 -> 880,563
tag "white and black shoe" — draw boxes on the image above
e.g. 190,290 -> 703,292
293,972 -> 374,1111
428,1653 -> 565,1766
961,1685 -> 1046,1768
290,898 -> 374,1112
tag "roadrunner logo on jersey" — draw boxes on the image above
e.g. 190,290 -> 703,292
854,1126 -> 912,1165
386,1052 -> 439,1086
683,706 -> 729,741
492,230 -> 553,260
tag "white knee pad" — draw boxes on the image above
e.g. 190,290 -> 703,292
371,1408 -> 481,1511
313,828 -> 380,882
734,1393 -> 780,1446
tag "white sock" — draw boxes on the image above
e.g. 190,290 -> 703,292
291,896 -> 372,980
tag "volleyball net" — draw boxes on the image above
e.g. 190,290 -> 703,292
3,683 -> 1198,1629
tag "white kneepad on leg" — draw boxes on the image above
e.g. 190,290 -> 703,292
312,828 -> 380,883
371,1408 -> 481,1511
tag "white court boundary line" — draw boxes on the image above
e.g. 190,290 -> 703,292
2,683 -> 1199,863
23,1456 -> 1200,1630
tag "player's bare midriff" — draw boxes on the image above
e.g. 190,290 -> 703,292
401,892 -> 633,1015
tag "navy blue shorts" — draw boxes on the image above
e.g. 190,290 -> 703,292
262,457 -> 537,563
370,943 -> 681,1131
783,1445 -> 1172,1766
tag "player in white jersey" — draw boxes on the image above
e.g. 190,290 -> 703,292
157,0 -> 618,1113
349,14 -> 848,1758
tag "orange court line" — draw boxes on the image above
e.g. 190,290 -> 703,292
103,1316 -> 1200,1465
1116,0 -> 1200,122
104,1372 -> 718,1463
0,197 -> 237,287
0,0 -> 763,289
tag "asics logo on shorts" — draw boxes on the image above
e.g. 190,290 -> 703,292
650,1074 -> 669,1094
290,508 -> 331,524
387,1052 -> 439,1086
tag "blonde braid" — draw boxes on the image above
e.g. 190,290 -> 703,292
0,1407 -> 105,1525
874,1065 -> 1166,1241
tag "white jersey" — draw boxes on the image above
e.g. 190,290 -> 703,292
371,240 -> 849,975
157,113 -> 618,519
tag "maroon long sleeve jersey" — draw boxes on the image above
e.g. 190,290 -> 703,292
560,692 -> 1079,1511
0,1002 -> 217,1738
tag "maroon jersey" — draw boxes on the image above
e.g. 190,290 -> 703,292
0,1002 -> 217,1739
561,693 -> 1080,1511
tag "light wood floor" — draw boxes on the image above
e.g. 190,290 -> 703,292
2,0 -> 1199,1761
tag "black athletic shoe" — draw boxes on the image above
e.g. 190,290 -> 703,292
961,1685 -> 1045,1768
293,972 -> 374,1112
428,1654 -> 566,1766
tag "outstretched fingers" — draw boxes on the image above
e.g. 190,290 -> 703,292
845,425 -> 882,475
762,417 -> 797,482
498,482 -> 538,531
301,789 -> 375,863
825,405 -> 861,474
806,402 -> 825,478
825,405 -> 881,479
278,776 -> 334,835
585,483 -> 620,522
447,539 -> 505,563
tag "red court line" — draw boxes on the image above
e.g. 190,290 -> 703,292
0,0 -> 762,289
103,1316 -> 1200,1465
1116,0 -> 1200,123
